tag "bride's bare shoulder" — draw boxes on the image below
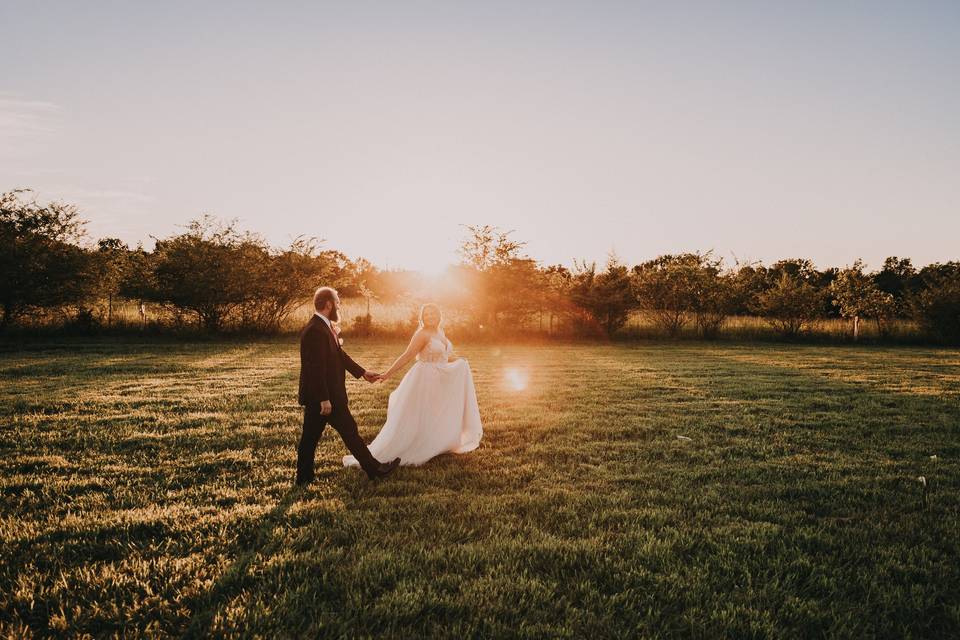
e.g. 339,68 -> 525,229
410,327 -> 430,343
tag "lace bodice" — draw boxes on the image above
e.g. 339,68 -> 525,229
417,333 -> 451,364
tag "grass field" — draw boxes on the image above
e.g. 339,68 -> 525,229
1,339 -> 958,638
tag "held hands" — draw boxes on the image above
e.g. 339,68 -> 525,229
362,371 -> 381,384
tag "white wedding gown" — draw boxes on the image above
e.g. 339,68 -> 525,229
344,333 -> 483,467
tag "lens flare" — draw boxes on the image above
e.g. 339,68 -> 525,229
504,367 -> 529,392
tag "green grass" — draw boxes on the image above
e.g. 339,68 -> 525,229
1,339 -> 958,638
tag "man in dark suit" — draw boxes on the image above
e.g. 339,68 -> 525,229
296,286 -> 400,484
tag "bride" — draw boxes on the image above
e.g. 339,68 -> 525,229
344,303 -> 483,468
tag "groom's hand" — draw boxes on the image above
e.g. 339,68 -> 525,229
362,371 -> 380,383
320,400 -> 332,415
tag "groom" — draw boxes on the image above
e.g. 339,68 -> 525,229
296,286 -> 400,484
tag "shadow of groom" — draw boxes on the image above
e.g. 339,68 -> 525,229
181,450 -> 490,637
181,486 -> 304,638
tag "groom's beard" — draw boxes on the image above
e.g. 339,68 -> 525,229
329,307 -> 340,323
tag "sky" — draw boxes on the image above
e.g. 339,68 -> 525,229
2,0 -> 959,273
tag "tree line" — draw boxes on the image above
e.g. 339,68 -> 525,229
2,189 -> 959,343
449,228 -> 959,343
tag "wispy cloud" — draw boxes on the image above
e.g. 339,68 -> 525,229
68,189 -> 156,204
0,93 -> 60,139
48,185 -> 160,244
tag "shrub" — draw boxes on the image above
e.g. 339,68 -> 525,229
911,264 -> 960,343
755,273 -> 825,337
570,257 -> 636,336
0,190 -> 95,329
240,238 -> 332,332
690,256 -> 735,339
830,259 -> 896,339
151,217 -> 267,331
632,253 -> 731,338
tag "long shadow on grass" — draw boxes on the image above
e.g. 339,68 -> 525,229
182,486 -> 304,638
180,457 -> 492,637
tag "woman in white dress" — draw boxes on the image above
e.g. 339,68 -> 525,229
344,303 -> 483,468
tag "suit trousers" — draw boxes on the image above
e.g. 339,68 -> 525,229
297,402 -> 379,482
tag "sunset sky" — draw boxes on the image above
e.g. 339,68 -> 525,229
2,1 -> 959,273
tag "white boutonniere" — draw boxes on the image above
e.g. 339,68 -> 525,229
338,337 -> 344,346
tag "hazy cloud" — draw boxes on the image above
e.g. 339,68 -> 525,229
0,93 -> 60,139
68,189 -> 155,204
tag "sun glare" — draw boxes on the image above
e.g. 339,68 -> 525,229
504,367 -> 529,392
418,261 -> 454,280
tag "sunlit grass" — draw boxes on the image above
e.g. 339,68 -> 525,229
1,339 -> 958,637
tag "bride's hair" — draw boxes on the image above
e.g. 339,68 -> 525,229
418,303 -> 443,331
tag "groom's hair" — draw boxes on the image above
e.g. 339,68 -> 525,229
313,287 -> 338,312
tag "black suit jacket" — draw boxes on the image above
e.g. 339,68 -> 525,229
298,315 -> 365,407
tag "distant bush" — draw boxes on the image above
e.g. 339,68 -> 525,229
631,254 -> 698,338
631,253 -> 734,339
0,190 -> 95,330
569,256 -> 635,336
150,217 -> 266,331
147,217 -> 341,332
830,259 -> 896,339
911,263 -> 960,343
874,256 -> 921,313
755,272 -> 825,337
689,256 -> 735,339
240,237 -> 336,332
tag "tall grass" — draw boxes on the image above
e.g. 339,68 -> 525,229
6,297 -> 929,345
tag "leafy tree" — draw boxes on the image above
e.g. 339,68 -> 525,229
458,224 -> 526,271
830,260 -> 896,339
119,245 -> 158,328
630,254 -> 705,337
875,257 -> 919,311
687,254 -> 734,339
152,216 -> 266,331
629,253 -> 736,339
541,264 -> 572,334
94,238 -> 130,326
489,257 -> 544,329
342,257 -> 380,336
766,258 -> 819,284
0,190 -> 92,329
911,262 -> 960,343
727,263 -> 768,315
754,272 -> 825,337
570,256 -> 635,336
457,224 -> 532,330
240,236 -> 330,332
